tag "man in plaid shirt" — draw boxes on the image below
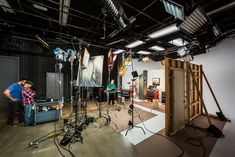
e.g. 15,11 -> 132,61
22,80 -> 35,126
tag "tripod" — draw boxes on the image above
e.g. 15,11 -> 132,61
125,79 -> 146,136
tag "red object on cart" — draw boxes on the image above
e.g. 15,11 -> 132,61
147,85 -> 159,101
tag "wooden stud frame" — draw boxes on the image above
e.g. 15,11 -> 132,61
165,58 -> 203,136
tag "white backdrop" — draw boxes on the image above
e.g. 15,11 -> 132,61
192,38 -> 235,157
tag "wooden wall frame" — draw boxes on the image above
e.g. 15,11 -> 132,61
165,58 -> 203,136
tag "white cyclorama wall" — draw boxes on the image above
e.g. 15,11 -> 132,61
193,38 -> 235,117
122,59 -> 164,90
192,38 -> 235,157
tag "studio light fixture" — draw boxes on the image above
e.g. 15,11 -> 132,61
59,0 -> 71,26
113,49 -> 125,55
168,38 -> 188,47
148,24 -> 179,39
103,0 -> 129,29
137,50 -> 152,55
177,46 -> 188,57
125,40 -> 145,48
162,0 -> 184,20
53,47 -> 67,62
212,25 -> 222,37
179,7 -> 208,34
149,45 -> 165,51
33,4 -> 48,12
0,0 -> 14,13
142,56 -> 150,62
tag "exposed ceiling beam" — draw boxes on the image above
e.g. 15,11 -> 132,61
0,20 -> 110,48
46,0 -> 116,26
26,0 -> 116,27
0,6 -> 103,35
122,0 -> 165,26
207,1 -> 235,16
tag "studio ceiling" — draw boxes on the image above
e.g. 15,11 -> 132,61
0,0 -> 235,57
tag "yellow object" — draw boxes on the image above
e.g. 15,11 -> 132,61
51,104 -> 60,109
118,55 -> 132,76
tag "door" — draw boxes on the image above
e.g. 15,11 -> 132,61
0,56 -> 19,126
46,72 -> 64,99
0,56 -> 19,107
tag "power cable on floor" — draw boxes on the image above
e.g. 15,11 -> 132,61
138,115 -> 184,157
186,122 -> 206,157
53,136 -> 66,157
56,136 -> 76,157
53,135 -> 77,157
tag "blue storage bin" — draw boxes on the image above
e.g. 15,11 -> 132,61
33,109 -> 61,124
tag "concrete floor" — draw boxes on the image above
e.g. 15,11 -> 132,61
0,122 -> 140,157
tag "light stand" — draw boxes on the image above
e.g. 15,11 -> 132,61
29,50 -> 66,148
57,62 -> 64,129
70,56 -> 74,116
125,78 -> 146,136
125,53 -> 145,136
104,70 -> 111,124
74,41 -> 82,132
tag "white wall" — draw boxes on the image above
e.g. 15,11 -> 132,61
193,39 -> 235,117
122,59 -> 164,90
192,38 -> 235,157
148,69 -> 165,90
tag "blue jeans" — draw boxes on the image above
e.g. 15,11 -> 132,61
24,104 -> 33,126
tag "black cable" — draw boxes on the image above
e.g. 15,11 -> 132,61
56,136 -> 76,157
138,115 -> 184,157
186,123 -> 206,157
53,136 -> 66,157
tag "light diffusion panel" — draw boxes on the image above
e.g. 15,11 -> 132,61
78,55 -> 104,87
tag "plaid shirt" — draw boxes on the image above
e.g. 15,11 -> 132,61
22,88 -> 34,105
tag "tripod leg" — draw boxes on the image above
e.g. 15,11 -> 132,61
125,128 -> 132,136
134,126 -> 146,134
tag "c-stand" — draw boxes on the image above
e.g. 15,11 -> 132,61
125,56 -> 146,136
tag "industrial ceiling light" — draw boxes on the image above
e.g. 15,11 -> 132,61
125,40 -> 145,48
103,0 -> 129,29
179,7 -> 208,34
59,0 -> 71,26
0,0 -> 14,13
212,25 -> 222,37
168,38 -> 188,47
148,24 -> 179,39
161,0 -> 184,20
33,4 -> 48,12
113,49 -> 125,54
149,45 -> 165,51
137,50 -> 151,55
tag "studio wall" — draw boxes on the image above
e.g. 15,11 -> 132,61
0,36 -> 114,101
193,38 -> 235,117
122,59 -> 164,90
148,69 -> 165,90
192,38 -> 235,157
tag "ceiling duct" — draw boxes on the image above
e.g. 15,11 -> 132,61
59,0 -> 71,26
0,0 -> 14,13
179,7 -> 208,34
102,0 -> 130,29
